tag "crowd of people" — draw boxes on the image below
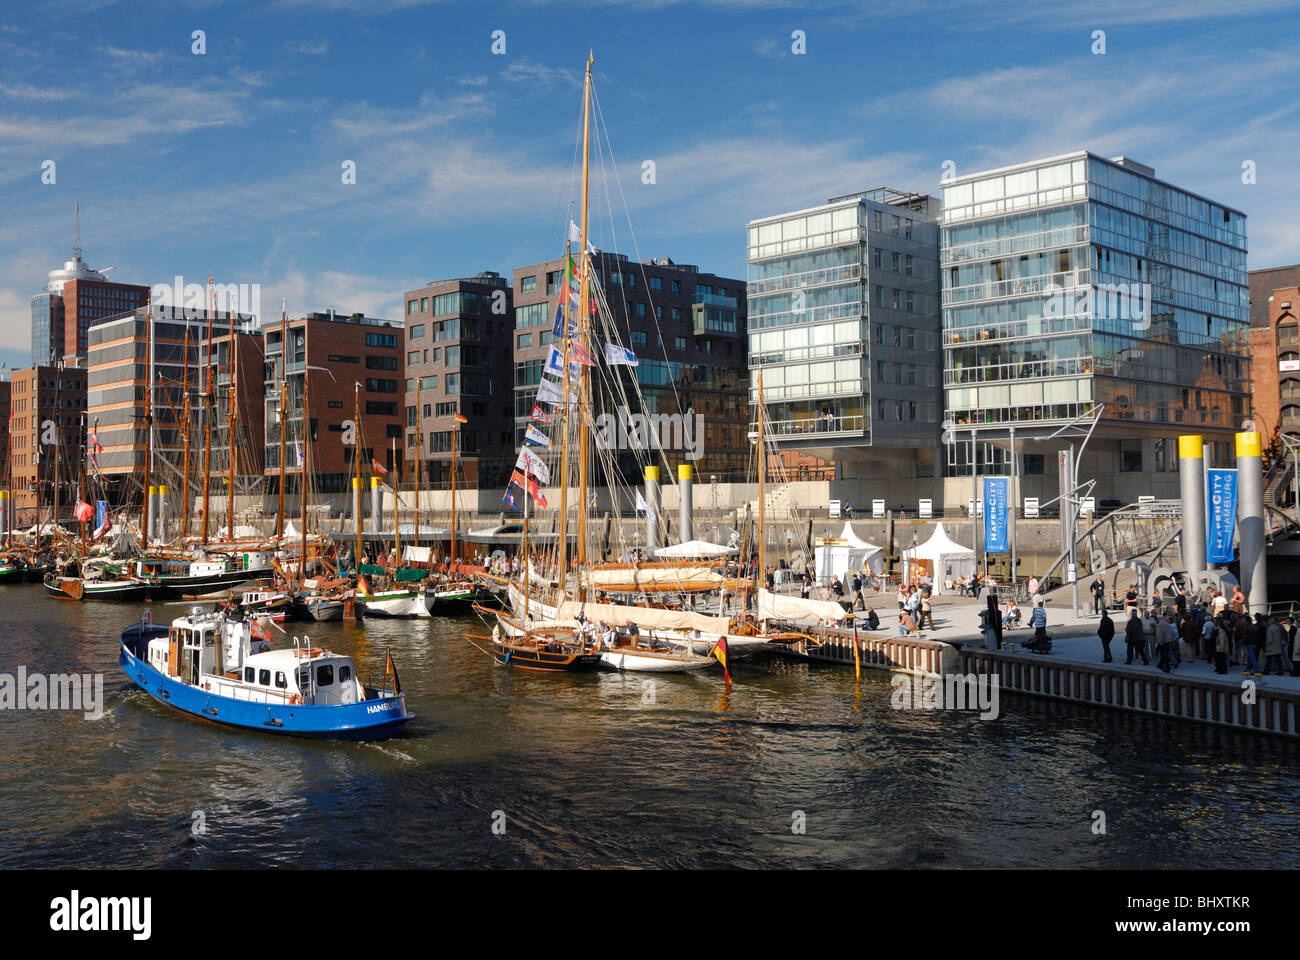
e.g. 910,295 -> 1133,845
1095,587 -> 1300,676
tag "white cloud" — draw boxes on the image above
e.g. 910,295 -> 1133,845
284,39 -> 330,55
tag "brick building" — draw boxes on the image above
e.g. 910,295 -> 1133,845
6,365 -> 88,525
511,251 -> 749,487
1248,264 -> 1300,444
262,311 -> 405,497
402,272 -> 516,488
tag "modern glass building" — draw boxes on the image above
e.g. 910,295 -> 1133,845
746,188 -> 943,492
940,152 -> 1249,503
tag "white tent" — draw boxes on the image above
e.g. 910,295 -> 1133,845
654,539 -> 736,559
283,521 -> 301,538
814,522 -> 884,582
901,522 -> 975,594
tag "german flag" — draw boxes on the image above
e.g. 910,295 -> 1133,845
454,414 -> 468,424
710,637 -> 732,685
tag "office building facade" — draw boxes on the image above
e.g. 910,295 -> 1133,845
940,152 -> 1250,505
746,189 -> 944,500
262,312 -> 406,496
402,273 -> 515,488
6,365 -> 88,525
512,252 -> 749,486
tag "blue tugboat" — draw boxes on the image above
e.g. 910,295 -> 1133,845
119,607 -> 413,740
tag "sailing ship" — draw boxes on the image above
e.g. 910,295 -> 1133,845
119,607 -> 413,739
468,54 -> 856,674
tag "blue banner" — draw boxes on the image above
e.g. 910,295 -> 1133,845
1206,468 -> 1237,564
96,500 -> 108,530
983,476 -> 1009,553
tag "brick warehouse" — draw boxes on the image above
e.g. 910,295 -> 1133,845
1248,265 -> 1300,450
262,311 -> 406,498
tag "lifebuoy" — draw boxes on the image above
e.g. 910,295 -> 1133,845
289,694 -> 302,705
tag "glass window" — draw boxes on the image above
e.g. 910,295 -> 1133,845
244,667 -> 255,683
521,276 -> 537,292
258,669 -> 271,686
275,671 -> 287,689
316,664 -> 335,687
340,665 -> 352,683
409,324 -> 425,340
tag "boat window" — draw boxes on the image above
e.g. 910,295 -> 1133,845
203,630 -> 215,647
244,667 -> 255,683
339,665 -> 352,683
275,671 -> 287,689
259,669 -> 271,686
316,664 -> 334,686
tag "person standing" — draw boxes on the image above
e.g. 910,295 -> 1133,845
1141,610 -> 1158,664
1175,587 -> 1188,619
1155,614 -> 1178,673
1097,609 -> 1115,663
919,590 -> 935,631
1030,600 -> 1048,650
1263,616 -> 1287,675
1213,617 -> 1231,674
852,573 -> 865,611
1124,608 -> 1149,665
1090,575 -> 1107,616
1243,615 -> 1263,677
1210,589 -> 1227,620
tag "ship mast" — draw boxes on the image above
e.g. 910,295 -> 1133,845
226,309 -> 238,539
200,285 -> 214,545
757,370 -> 766,586
413,380 -> 421,552
354,381 -> 362,573
181,323 -> 192,538
450,417 -> 457,571
577,50 -> 594,589
299,323 -> 310,588
143,326 -> 153,546
277,301 -> 287,540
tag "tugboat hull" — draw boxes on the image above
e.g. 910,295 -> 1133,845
119,642 -> 413,740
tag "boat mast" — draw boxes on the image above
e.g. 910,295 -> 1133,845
226,308 -> 238,539
354,381 -> 362,572
299,323 -> 310,587
757,369 -> 766,586
392,435 -> 399,569
413,380 -> 420,551
79,411 -> 87,559
181,323 -> 192,538
577,49 -> 594,587
201,285 -> 214,545
450,418 -> 457,571
143,323 -> 153,546
277,300 -> 287,540
52,361 -> 61,537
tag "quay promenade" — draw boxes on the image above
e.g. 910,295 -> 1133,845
815,590 -> 1300,740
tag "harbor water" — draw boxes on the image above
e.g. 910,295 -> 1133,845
2,582 -> 1298,869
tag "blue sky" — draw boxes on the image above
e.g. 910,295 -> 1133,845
2,0 -> 1298,371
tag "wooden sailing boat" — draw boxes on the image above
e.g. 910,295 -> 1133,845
476,53 -> 719,673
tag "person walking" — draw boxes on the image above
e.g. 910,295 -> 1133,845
1124,608 -> 1149,665
852,573 -> 865,611
1030,600 -> 1048,651
1090,575 -> 1107,616
1098,609 -> 1115,663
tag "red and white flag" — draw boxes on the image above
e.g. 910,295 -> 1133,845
371,458 -> 389,476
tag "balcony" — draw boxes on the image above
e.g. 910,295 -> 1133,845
692,303 -> 739,337
694,291 -> 738,310
752,413 -> 867,440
